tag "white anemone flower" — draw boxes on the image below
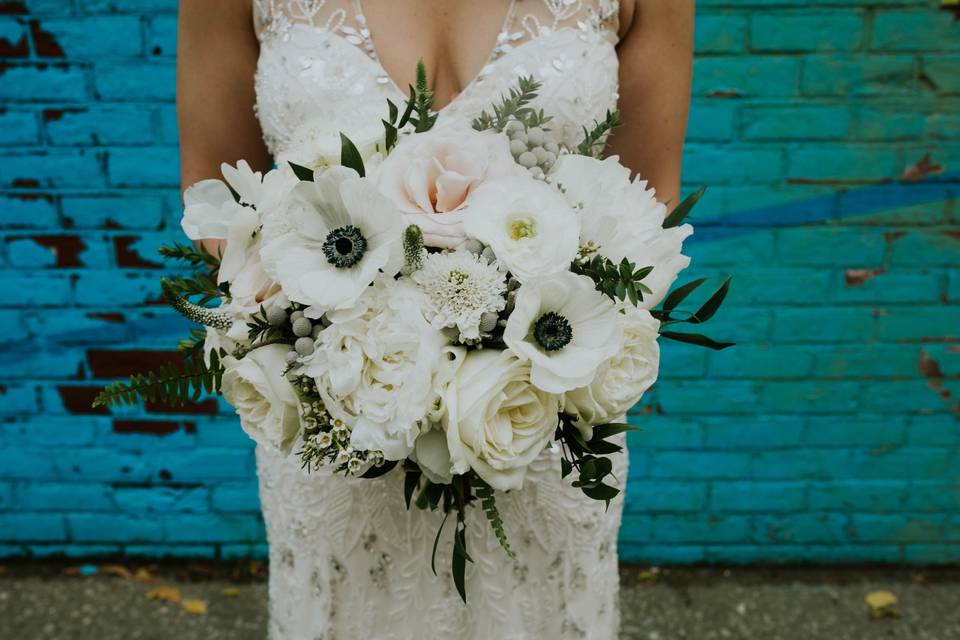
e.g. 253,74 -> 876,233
503,272 -> 621,394
260,167 -> 403,312
463,176 -> 580,282
410,248 -> 507,341
180,178 -> 246,240
550,154 -> 693,309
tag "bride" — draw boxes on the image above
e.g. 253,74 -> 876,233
177,1 -> 693,637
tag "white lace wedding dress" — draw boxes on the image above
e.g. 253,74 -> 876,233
251,1 -> 626,638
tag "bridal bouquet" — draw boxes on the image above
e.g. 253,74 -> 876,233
94,64 -> 731,601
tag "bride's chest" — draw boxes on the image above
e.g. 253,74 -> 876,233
252,1 -> 621,158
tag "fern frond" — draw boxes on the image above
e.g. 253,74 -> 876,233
91,348 -> 227,409
470,476 -> 515,559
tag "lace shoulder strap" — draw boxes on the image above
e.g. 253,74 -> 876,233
253,0 -> 371,49
505,0 -> 620,48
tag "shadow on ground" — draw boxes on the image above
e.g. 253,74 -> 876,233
0,562 -> 958,639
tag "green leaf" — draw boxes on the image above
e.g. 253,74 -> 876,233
688,277 -> 732,324
591,422 -> 639,441
582,482 -> 620,502
403,466 -> 421,509
662,278 -> 707,314
339,133 -> 366,177
660,330 -> 735,350
359,459 -> 398,479
288,161 -> 314,182
387,98 -> 399,123
663,185 -> 706,229
452,524 -> 470,603
430,511 -> 448,577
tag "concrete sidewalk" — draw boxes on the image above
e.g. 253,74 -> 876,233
0,563 -> 958,639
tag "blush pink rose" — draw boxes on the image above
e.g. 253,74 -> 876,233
372,124 -> 521,249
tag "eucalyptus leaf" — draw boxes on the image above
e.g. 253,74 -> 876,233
660,330 -> 735,350
688,277 -> 732,324
663,185 -> 706,229
339,133 -> 366,177
288,161 -> 314,182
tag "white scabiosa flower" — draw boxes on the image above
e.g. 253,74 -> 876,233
550,154 -> 692,309
260,167 -> 404,312
298,283 -> 445,460
410,248 -> 507,341
463,176 -> 580,282
564,304 -> 660,439
503,272 -> 620,394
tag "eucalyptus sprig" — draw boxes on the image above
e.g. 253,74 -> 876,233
557,416 -> 637,507
652,276 -> 735,350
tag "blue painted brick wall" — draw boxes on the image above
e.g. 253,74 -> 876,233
0,0 -> 957,564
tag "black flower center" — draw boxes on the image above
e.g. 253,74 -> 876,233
322,225 -> 367,269
532,311 -> 573,352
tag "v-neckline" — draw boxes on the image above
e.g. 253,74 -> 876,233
352,0 -> 518,113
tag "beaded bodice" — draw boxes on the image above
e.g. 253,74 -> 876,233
253,0 -> 621,160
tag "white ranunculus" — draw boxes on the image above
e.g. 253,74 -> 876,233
260,167 -> 404,312
503,272 -> 621,394
180,178 -> 247,241
549,154 -> 692,308
564,304 -> 660,439
220,344 -> 301,453
463,176 -> 580,282
444,349 -> 560,491
373,124 -> 521,249
298,283 -> 445,460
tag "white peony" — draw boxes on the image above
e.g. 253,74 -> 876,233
564,304 -> 661,438
463,176 -> 580,282
373,124 -> 521,249
503,272 -> 620,394
260,167 -> 404,313
298,283 -> 445,460
220,344 -> 301,453
550,154 -> 693,308
444,349 -> 560,491
410,248 -> 507,341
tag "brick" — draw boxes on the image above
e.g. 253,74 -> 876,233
708,344 -> 815,379
0,194 -> 60,229
0,110 -> 39,145
787,145 -> 902,182
67,513 -> 164,543
695,14 -> 746,54
38,16 -> 143,58
808,481 -> 906,511
163,513 -> 264,543
693,57 -> 799,98
650,452 -> 752,479
702,415 -> 805,449
903,483 -> 960,512
855,105 -> 927,141
806,415 -> 907,447
106,146 -> 179,187
802,55 -> 917,96
54,448 -> 151,482
45,106 -> 154,146
210,482 -> 261,512
145,14 -> 176,57
60,193 -> 166,229
626,416 -> 703,449
1,416 -> 100,446
742,104 -> 852,141
752,12 -> 864,52
683,144 -> 784,183
873,11 -> 960,52
814,345 -> 920,379
626,481 -> 707,512
0,513 -> 67,542
16,482 -> 113,511
908,415 -> 960,447
0,149 -> 106,188
832,270 -> 943,304
755,513 -> 850,544
652,514 -> 753,543
154,448 -> 253,482
888,228 -> 960,266
81,0 -> 177,13
712,481 -> 806,512
0,272 -> 72,305
761,381 -> 859,413
113,487 -> 209,513
874,306 -> 960,341
0,63 -> 88,101
93,62 -> 175,101
620,544 -> 705,564
852,514 -> 942,543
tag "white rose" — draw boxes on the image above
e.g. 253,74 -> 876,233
444,349 -> 560,491
463,176 -> 580,282
550,154 -> 692,308
503,272 -> 621,394
412,425 -> 453,484
299,283 -> 445,460
220,344 -> 301,453
564,305 -> 660,439
373,124 -> 521,249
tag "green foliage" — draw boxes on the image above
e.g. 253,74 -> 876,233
159,242 -> 221,269
162,279 -> 233,330
571,254 -> 653,306
396,59 -> 437,133
177,327 -> 207,354
576,109 -> 621,157
339,132 -> 366,177
663,186 -> 706,229
471,476 -> 514,559
161,271 -> 226,306
556,416 -> 638,508
92,348 -> 226,409
653,276 -> 735,350
288,161 -> 314,181
472,76 -> 544,132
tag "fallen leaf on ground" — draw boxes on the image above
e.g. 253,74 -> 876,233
223,587 -> 240,597
100,564 -> 133,579
865,590 -> 899,618
182,599 -> 208,615
146,586 -> 182,603
133,568 -> 153,583
637,567 -> 661,583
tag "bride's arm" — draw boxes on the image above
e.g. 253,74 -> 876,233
609,0 -> 695,208
177,0 -> 272,251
